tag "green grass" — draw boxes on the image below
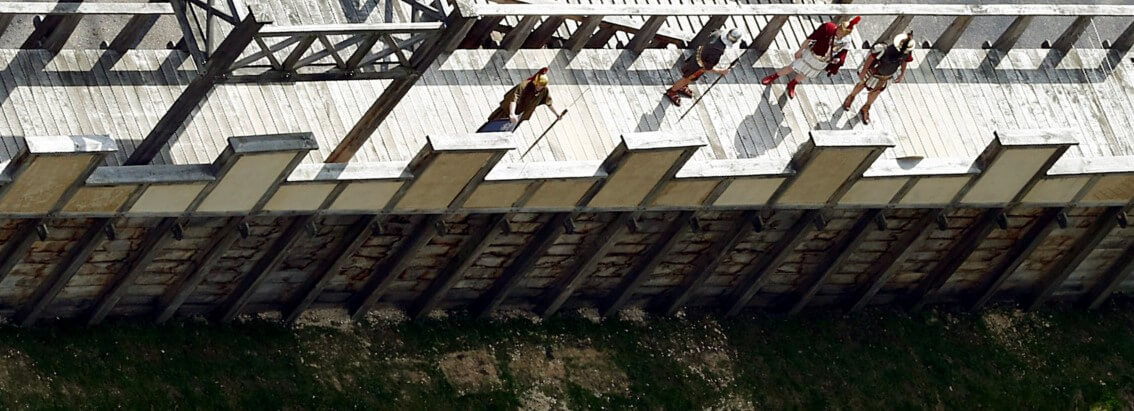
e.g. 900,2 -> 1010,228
2,303 -> 1134,409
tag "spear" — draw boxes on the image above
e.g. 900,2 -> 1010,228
520,109 -> 569,158
678,56 -> 742,121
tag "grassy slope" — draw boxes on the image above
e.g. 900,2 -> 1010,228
1,303 -> 1134,409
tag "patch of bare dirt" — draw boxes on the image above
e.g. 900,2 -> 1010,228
293,308 -> 353,331
518,387 -> 571,411
490,309 -> 543,324
508,345 -> 567,390
616,307 -> 647,324
706,394 -> 756,410
558,347 -> 630,395
362,308 -> 408,325
0,349 -> 50,397
438,350 -> 502,395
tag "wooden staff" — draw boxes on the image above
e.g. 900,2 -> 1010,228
678,57 -> 742,121
521,109 -> 569,158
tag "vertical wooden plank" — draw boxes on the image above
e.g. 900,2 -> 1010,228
410,214 -> 508,319
907,208 -> 1003,311
601,211 -> 694,318
658,211 -> 755,316
154,217 -> 245,323
968,208 -> 1063,310
1083,238 -> 1134,310
848,210 -> 939,312
725,210 -> 819,317
991,16 -> 1033,53
933,15 -> 973,53
1028,206 -> 1124,310
348,215 -> 439,321
282,215 -> 378,324
86,218 -> 178,325
627,16 -> 666,53
789,209 -> 882,315
471,213 -> 569,319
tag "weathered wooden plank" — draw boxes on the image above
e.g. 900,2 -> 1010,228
348,215 -> 439,321
848,210 -> 939,312
105,5 -> 162,53
460,16 -> 504,49
789,209 -> 882,315
876,15 -> 913,45
86,218 -> 178,325
501,15 -> 540,52
410,214 -> 508,319
908,208 -> 1002,311
467,3 -> 1134,17
565,15 -> 601,52
16,218 -> 113,326
1028,206 -> 1125,310
689,15 -> 727,50
601,211 -> 693,318
1049,15 -> 1092,54
282,35 -> 318,70
626,15 -> 666,53
214,215 -> 316,323
282,215 -> 377,324
539,212 -> 633,318
933,15 -> 973,53
725,210 -> 818,317
471,213 -> 569,319
524,16 -> 566,48
968,208 -> 1063,310
1083,237 -> 1134,310
749,15 -> 788,52
658,211 -> 755,316
990,16 -> 1032,52
154,217 -> 245,323
1112,21 -> 1134,53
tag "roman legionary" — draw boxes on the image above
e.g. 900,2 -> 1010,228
842,31 -> 915,125
761,16 -> 860,99
478,67 -> 561,132
663,28 -> 742,106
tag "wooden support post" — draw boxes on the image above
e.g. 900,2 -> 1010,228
627,15 -> 666,53
282,215 -> 378,324
524,16 -> 566,48
658,211 -> 755,316
601,211 -> 694,318
933,15 -> 973,53
86,218 -> 178,325
154,217 -> 245,323
1028,206 -> 1124,310
1050,15 -> 1092,54
326,11 -> 475,163
0,15 -> 13,40
345,34 -> 382,69
472,213 -> 569,319
282,35 -> 318,70
968,208 -> 1063,310
565,16 -> 601,53
848,210 -> 939,312
214,215 -> 316,323
1112,20 -> 1134,53
689,16 -> 727,50
501,15 -> 540,52
16,218 -> 114,326
586,26 -> 617,48
750,15 -> 788,52
106,1 -> 162,53
539,212 -> 633,318
1083,239 -> 1134,310
877,15 -> 914,45
23,0 -> 84,52
907,208 -> 1002,311
725,210 -> 819,317
0,221 -> 41,289
991,16 -> 1033,53
348,215 -> 439,321
410,214 -> 509,319
128,14 -> 264,166
788,209 -> 881,315
460,16 -> 504,49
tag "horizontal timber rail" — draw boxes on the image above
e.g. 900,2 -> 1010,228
456,2 -> 1134,53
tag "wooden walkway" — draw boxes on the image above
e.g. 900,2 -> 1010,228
0,46 -> 1127,167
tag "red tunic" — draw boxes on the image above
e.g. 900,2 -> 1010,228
806,22 -> 839,56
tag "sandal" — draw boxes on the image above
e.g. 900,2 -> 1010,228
677,86 -> 694,98
859,108 -> 871,125
665,90 -> 681,106
842,96 -> 854,111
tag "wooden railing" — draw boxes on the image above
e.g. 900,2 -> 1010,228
0,1 -> 175,53
455,2 -> 1134,54
176,0 -> 449,82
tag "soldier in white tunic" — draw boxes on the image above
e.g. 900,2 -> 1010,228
761,17 -> 859,99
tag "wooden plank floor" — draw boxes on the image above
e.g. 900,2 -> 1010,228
0,47 -> 1126,167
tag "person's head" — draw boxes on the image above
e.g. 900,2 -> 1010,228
893,30 -> 915,53
719,28 -> 743,48
837,16 -> 861,38
528,67 -> 549,91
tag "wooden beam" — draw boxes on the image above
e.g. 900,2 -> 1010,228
907,208 -> 1002,311
0,15 -> 13,39
471,213 -> 568,319
876,15 -> 913,45
1111,20 -> 1134,53
86,217 -> 178,325
725,210 -> 818,317
0,221 -> 42,289
16,218 -> 114,326
523,16 -> 566,48
465,3 -> 1134,17
500,15 -> 539,52
282,35 -> 317,70
848,210 -> 939,312
657,211 -> 755,316
409,214 -> 508,319
1050,15 -> 1092,53
104,0 -> 162,53
348,215 -> 439,321
154,217 -> 245,323
0,2 -> 173,15
326,11 -> 475,163
1028,206 -> 1124,310
933,15 -> 973,52
564,15 -> 600,52
788,209 -> 882,315
626,15 -> 665,53
281,215 -> 377,325
22,0 -> 84,51
689,16 -> 727,50
990,16 -> 1033,53
1082,238 -> 1134,310
968,208 -> 1063,310
538,212 -> 633,318
214,215 -> 316,323
128,14 -> 264,166
749,15 -> 788,52
601,211 -> 694,318
459,16 -> 503,49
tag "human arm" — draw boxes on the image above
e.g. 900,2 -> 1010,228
896,55 -> 912,83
